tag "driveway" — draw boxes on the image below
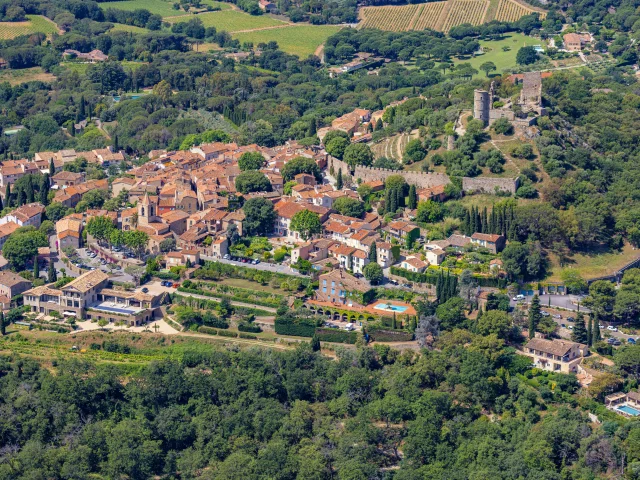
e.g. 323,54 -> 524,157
76,247 -> 134,283
74,318 -> 179,334
201,256 -> 307,277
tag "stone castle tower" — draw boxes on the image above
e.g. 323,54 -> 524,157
473,89 -> 490,125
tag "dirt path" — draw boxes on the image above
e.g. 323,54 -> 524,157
314,43 -> 325,61
232,23 -> 293,33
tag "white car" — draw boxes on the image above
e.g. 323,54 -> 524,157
607,326 -> 618,332
512,294 -> 525,301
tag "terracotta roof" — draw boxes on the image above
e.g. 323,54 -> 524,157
319,268 -> 370,293
56,218 -> 82,238
0,221 -> 19,238
0,271 -> 30,288
24,285 -> 62,296
471,233 -> 503,242
11,203 -> 45,222
404,256 -> 428,269
63,269 -> 108,293
275,201 -> 304,219
525,337 -> 585,357
161,210 -> 189,222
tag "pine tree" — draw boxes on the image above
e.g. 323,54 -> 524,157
49,158 -> 55,176
33,255 -> 39,279
572,313 -> 588,344
528,294 -> 541,339
408,184 -> 417,210
311,335 -> 320,352
0,312 -> 4,336
368,242 -> 377,263
4,183 -> 10,208
336,168 -> 343,190
48,261 -> 57,283
587,316 -> 593,346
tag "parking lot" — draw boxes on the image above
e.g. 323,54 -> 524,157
73,248 -> 135,283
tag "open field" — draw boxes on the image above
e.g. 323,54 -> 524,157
452,32 -> 539,76
216,277 -> 291,295
109,23 -> 149,33
371,131 -> 417,162
358,0 -> 543,31
547,243 -> 640,281
0,15 -> 58,40
171,10 -> 286,31
61,60 -> 146,74
233,25 -> 342,58
0,67 -> 56,85
99,0 -> 231,17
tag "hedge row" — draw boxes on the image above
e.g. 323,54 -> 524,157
218,330 -> 238,338
367,328 -> 413,342
315,328 -> 357,344
275,318 -> 317,337
239,333 -> 258,340
390,267 -> 507,288
198,326 -> 218,335
156,271 -> 181,281
238,323 -> 262,333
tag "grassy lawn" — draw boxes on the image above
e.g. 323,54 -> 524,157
0,15 -> 58,40
233,25 -> 342,58
0,67 -> 55,85
453,32 -> 540,78
547,243 -> 640,281
99,0 -> 229,17
216,277 -> 287,295
109,23 -> 149,33
172,10 -> 286,32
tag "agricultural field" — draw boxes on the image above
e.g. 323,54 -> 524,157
357,0 -> 544,32
0,67 -> 56,85
98,0 -> 230,17
441,0 -> 489,31
495,0 -> 546,22
452,32 -> 539,77
233,25 -> 342,58
0,15 -> 58,40
171,10 -> 286,32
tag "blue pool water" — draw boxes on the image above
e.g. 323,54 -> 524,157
617,405 -> 640,416
374,303 -> 408,313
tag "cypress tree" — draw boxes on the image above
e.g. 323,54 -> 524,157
408,184 -> 417,210
592,314 -> 601,343
375,118 -> 383,130
48,261 -> 57,283
0,192 -> 3,211
528,294 -> 541,339
481,207 -> 488,233
39,174 -> 49,205
49,158 -> 55,175
16,188 -> 26,207
392,312 -> 397,329
410,316 -> 417,331
4,183 -> 10,208
475,208 -> 482,234
79,95 -> 86,117
396,185 -> 403,208
587,316 -> 593,346
114,134 -> 119,151
311,335 -> 320,352
463,209 -> 470,235
336,168 -> 343,190
572,313 -> 588,344
369,242 -> 377,263
33,255 -> 39,279
0,312 -> 4,336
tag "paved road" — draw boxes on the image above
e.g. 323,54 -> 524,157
510,294 -> 590,313
201,256 -> 307,277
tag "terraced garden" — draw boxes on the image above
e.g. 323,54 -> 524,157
0,15 -> 58,40
371,131 -> 419,162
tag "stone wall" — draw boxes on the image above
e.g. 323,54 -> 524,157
462,176 -> 520,194
328,157 -> 351,177
354,166 -> 451,189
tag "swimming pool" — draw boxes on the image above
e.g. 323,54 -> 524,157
373,303 -> 408,313
617,404 -> 640,416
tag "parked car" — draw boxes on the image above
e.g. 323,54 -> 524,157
390,279 -> 399,285
354,273 -> 363,279
223,254 -> 230,259
561,324 -> 566,328
607,325 -> 618,332
628,338 -> 637,344
566,317 -> 575,322
568,325 -> 574,330
599,324 -> 604,329
607,338 -> 617,344
553,314 -> 562,319
172,283 -> 180,288
402,283 -> 412,288
541,311 -> 550,317
254,259 -> 260,264
512,294 -> 525,301
141,287 -> 149,293
613,339 -> 622,346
